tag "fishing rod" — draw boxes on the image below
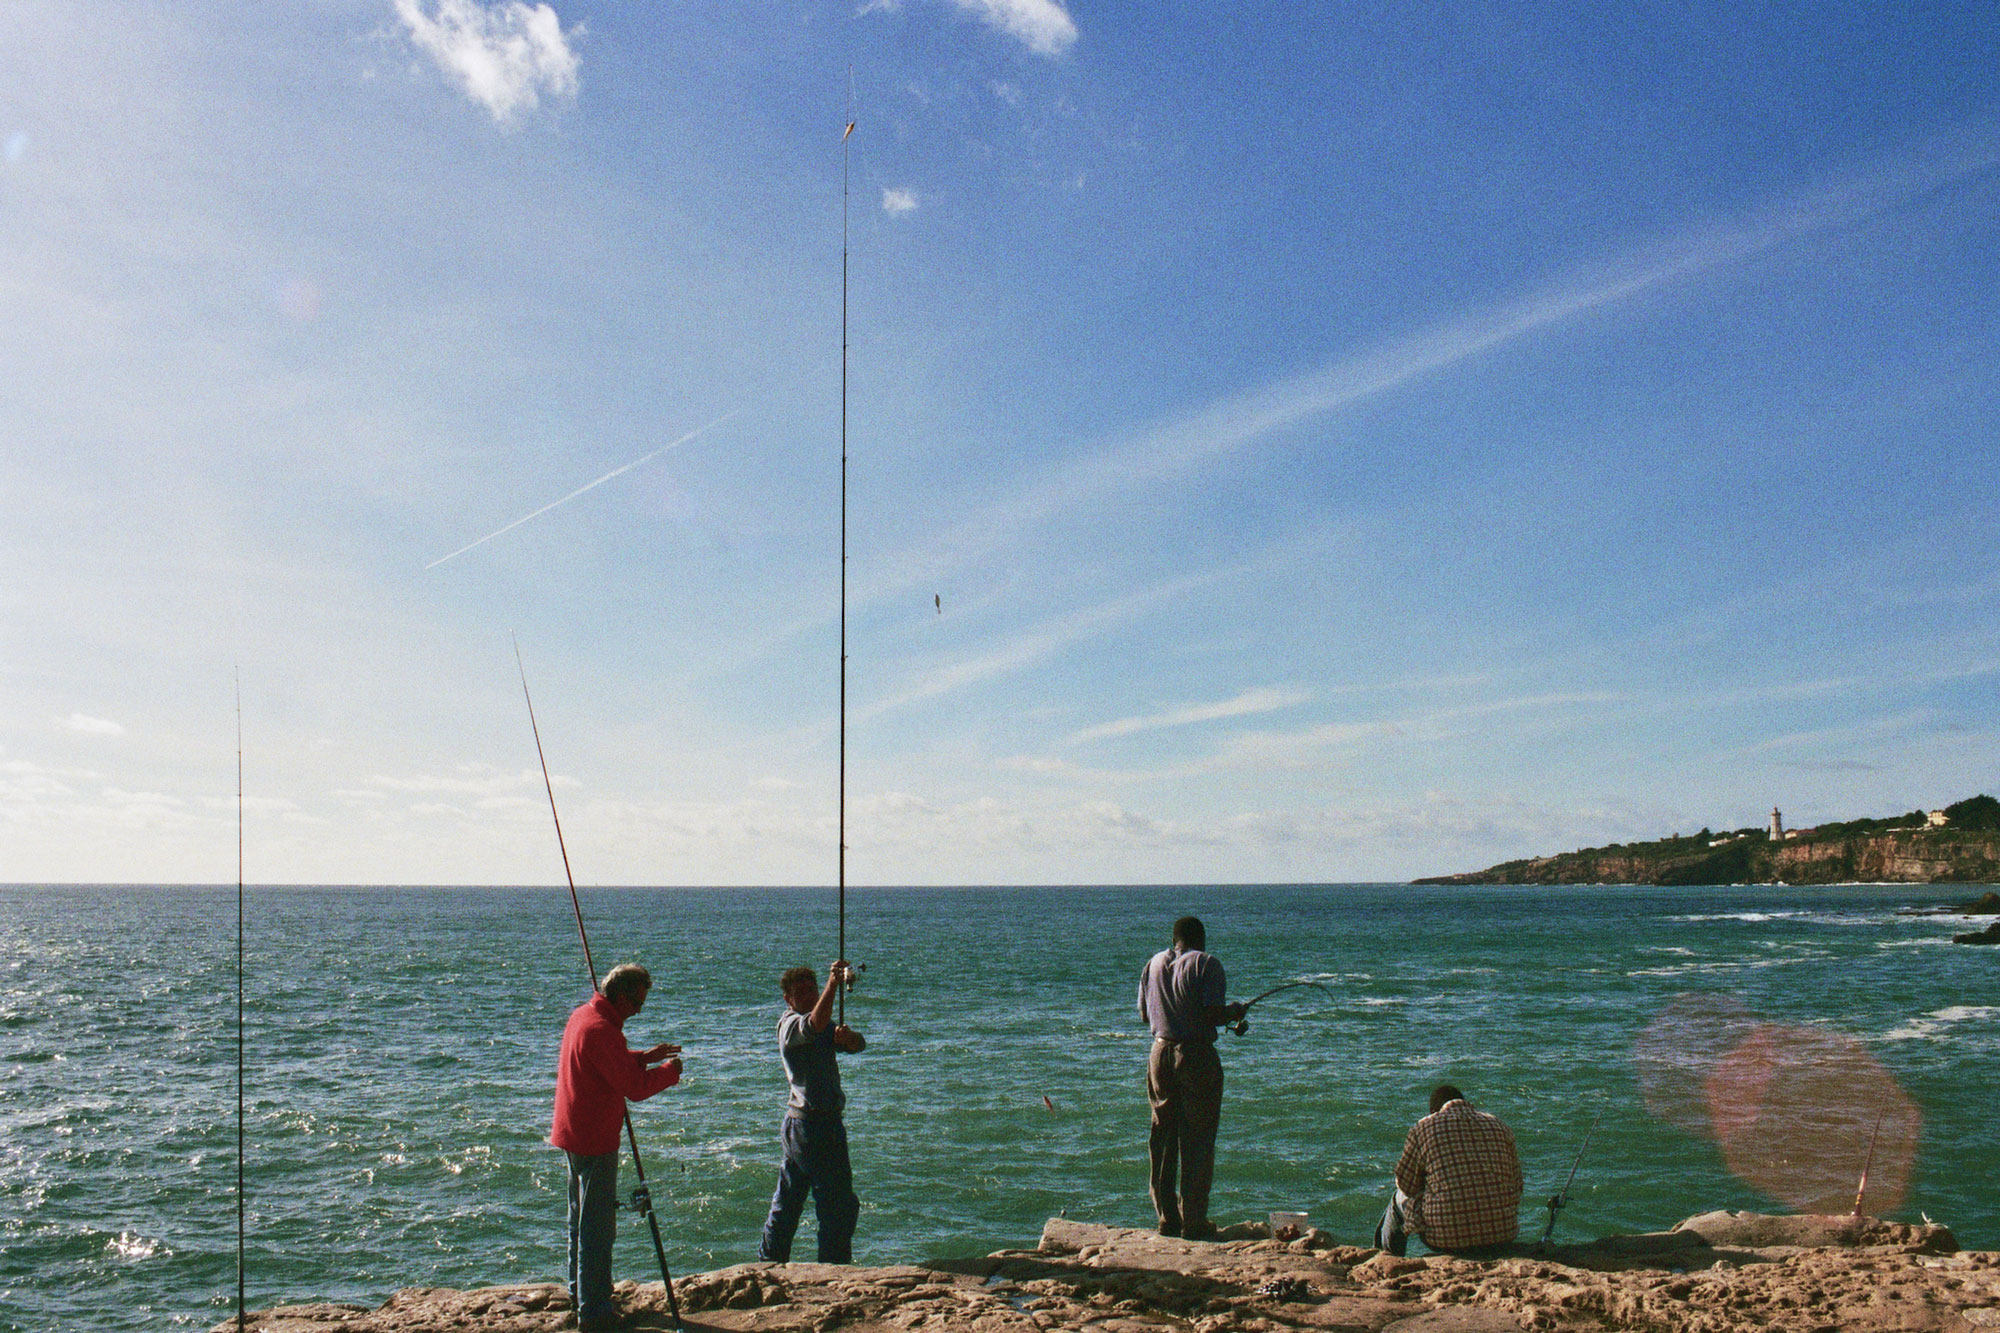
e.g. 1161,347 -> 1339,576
1225,981 -> 1336,1036
838,82 -> 854,1024
1538,1110 -> 1602,1246
514,638 -> 685,1333
235,671 -> 246,1333
1852,1104 -> 1888,1216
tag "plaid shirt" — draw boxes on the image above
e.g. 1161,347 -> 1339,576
1395,1099 -> 1523,1250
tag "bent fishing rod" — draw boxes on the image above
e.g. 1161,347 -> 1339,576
1225,980 -> 1336,1036
515,638 -> 686,1333
1538,1110 -> 1602,1247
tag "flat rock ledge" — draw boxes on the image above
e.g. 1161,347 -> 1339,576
215,1213 -> 1998,1333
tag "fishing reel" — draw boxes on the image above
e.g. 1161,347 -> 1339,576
1227,1003 -> 1251,1037
629,1183 -> 654,1219
839,961 -> 867,993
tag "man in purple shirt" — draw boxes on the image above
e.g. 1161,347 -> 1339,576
1137,916 -> 1245,1239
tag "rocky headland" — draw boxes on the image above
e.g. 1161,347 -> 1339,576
1415,798 -> 2000,887
212,1212 -> 1999,1333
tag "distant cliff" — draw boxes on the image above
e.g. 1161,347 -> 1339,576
1416,796 -> 2000,886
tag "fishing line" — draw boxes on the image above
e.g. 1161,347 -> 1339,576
514,636 -> 685,1333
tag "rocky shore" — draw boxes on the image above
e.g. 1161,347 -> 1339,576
1414,831 -> 2000,887
213,1212 -> 1998,1333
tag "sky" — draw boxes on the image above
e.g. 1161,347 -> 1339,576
3,0 -> 1998,886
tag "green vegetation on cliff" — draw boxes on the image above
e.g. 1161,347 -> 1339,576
1415,794 -> 2000,885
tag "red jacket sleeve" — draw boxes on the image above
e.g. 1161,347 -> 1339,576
581,1022 -> 679,1102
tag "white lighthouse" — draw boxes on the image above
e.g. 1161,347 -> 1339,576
1769,807 -> 1783,840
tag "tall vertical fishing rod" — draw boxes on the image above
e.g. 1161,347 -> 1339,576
838,82 -> 854,1025
513,636 -> 685,1333
235,671 -> 246,1332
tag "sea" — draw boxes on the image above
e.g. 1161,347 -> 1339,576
3,882 -> 1996,1332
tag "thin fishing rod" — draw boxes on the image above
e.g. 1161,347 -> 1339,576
1539,1110 -> 1602,1246
1853,1104 -> 1888,1216
235,671 -> 246,1332
513,638 -> 684,1332
838,83 -> 853,1026
514,635 -> 596,986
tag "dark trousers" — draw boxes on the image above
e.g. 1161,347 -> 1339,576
565,1150 -> 620,1320
758,1114 -> 859,1263
1147,1037 -> 1223,1232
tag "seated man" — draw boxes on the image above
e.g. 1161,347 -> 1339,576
1377,1084 -> 1523,1256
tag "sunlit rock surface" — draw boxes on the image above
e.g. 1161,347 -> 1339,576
214,1212 -> 1997,1332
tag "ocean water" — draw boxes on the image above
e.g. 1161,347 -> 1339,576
3,882 -> 1996,1332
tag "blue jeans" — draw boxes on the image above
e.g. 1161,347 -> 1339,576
566,1150 -> 620,1320
758,1114 -> 858,1263
1375,1186 -> 1411,1256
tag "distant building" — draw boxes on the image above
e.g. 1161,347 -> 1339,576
1770,807 -> 1783,840
1928,809 -> 1950,827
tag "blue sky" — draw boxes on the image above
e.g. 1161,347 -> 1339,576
3,0 -> 1997,885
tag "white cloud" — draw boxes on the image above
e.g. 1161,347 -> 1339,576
393,0 -> 580,126
949,0 -> 1077,55
1068,687 -> 1309,745
989,80 -> 1022,105
366,762 -> 574,795
62,713 -> 124,736
882,187 -> 919,215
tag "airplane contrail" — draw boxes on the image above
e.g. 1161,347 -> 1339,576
425,411 -> 740,570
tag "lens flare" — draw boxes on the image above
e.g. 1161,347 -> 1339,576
1634,992 -> 1921,1215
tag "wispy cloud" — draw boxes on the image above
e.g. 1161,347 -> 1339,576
61,713 -> 124,736
866,137 -> 2000,611
882,187 -> 919,215
948,0 -> 1077,55
857,567 -> 1236,722
394,0 -> 580,126
1067,687 -> 1308,745
367,762 -> 575,796
1215,692 -> 1626,771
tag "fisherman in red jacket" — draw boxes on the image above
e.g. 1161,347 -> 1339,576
551,963 -> 683,1332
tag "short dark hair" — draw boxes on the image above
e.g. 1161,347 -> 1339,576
1430,1084 -> 1465,1115
602,963 -> 651,1004
780,966 -> 817,994
1172,916 -> 1205,951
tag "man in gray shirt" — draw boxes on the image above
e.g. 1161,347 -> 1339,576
758,960 -> 865,1262
1137,916 -> 1245,1239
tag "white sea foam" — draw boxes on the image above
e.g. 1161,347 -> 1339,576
1667,911 -> 1797,923
1880,1005 -> 2000,1042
